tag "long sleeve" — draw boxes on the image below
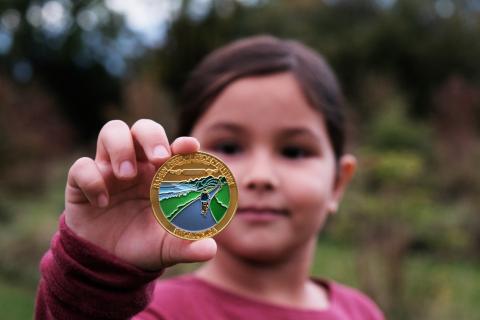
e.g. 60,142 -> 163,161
35,214 -> 162,320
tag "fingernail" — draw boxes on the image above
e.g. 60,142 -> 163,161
97,194 -> 108,208
153,145 -> 169,158
119,161 -> 135,177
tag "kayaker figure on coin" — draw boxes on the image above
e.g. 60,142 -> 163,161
201,192 -> 209,216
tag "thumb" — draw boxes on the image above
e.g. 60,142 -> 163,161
162,237 -> 217,268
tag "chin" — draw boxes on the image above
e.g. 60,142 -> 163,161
215,225 -> 296,264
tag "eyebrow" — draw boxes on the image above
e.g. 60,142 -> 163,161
207,122 -> 246,134
279,127 -> 321,141
208,122 -> 321,139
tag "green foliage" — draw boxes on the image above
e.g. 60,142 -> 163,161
319,79 -> 480,317
1,1 -> 480,319
311,241 -> 480,319
332,96 -> 437,239
0,280 -> 35,320
365,99 -> 432,153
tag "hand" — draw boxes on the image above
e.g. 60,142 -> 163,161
65,119 -> 217,271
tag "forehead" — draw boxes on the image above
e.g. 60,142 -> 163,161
193,72 -> 326,132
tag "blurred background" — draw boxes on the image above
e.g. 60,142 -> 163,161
0,0 -> 479,318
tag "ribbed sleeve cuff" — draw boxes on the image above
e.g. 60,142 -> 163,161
39,214 -> 162,319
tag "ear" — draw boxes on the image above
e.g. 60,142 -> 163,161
327,154 -> 357,214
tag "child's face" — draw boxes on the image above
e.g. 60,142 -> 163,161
192,72 -> 352,263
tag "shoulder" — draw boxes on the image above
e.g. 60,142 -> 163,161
324,280 -> 385,320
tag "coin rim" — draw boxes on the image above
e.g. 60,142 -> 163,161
150,151 -> 238,240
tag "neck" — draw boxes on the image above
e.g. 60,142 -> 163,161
195,238 -> 329,310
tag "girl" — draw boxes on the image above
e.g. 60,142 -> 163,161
36,35 -> 384,319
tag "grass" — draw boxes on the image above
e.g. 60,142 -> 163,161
311,240 -> 480,319
0,280 -> 35,319
1,240 -> 480,319
311,240 -> 360,286
1,160 -> 478,319
404,254 -> 480,320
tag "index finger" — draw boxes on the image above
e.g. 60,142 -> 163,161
131,119 -> 171,165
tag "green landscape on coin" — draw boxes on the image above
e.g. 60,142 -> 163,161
159,176 -> 230,231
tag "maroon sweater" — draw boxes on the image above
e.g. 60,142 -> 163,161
36,216 -> 385,319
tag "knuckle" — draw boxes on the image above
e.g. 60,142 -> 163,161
83,178 -> 104,192
117,146 -> 134,158
70,157 -> 93,174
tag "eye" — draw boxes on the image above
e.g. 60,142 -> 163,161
213,141 -> 242,155
281,146 -> 311,159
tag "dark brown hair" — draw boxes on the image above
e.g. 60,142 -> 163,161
178,35 -> 346,160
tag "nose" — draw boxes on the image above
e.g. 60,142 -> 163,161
242,149 -> 278,192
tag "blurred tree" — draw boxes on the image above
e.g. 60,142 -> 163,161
157,0 -> 480,122
1,1 -> 480,318
327,76 -> 477,318
3,0 -> 480,139
331,94 -> 437,317
0,0 -> 128,141
432,75 -> 480,257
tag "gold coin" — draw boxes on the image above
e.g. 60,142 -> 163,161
150,152 -> 238,240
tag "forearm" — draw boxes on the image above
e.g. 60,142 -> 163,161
35,214 -> 162,320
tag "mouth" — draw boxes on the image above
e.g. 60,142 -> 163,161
236,207 -> 289,222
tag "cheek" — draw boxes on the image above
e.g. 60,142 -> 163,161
290,183 -> 327,215
286,168 -> 335,224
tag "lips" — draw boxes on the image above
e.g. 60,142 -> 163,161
236,207 -> 289,222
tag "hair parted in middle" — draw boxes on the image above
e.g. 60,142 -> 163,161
178,35 -> 347,161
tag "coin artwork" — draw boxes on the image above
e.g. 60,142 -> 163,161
150,152 -> 238,240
